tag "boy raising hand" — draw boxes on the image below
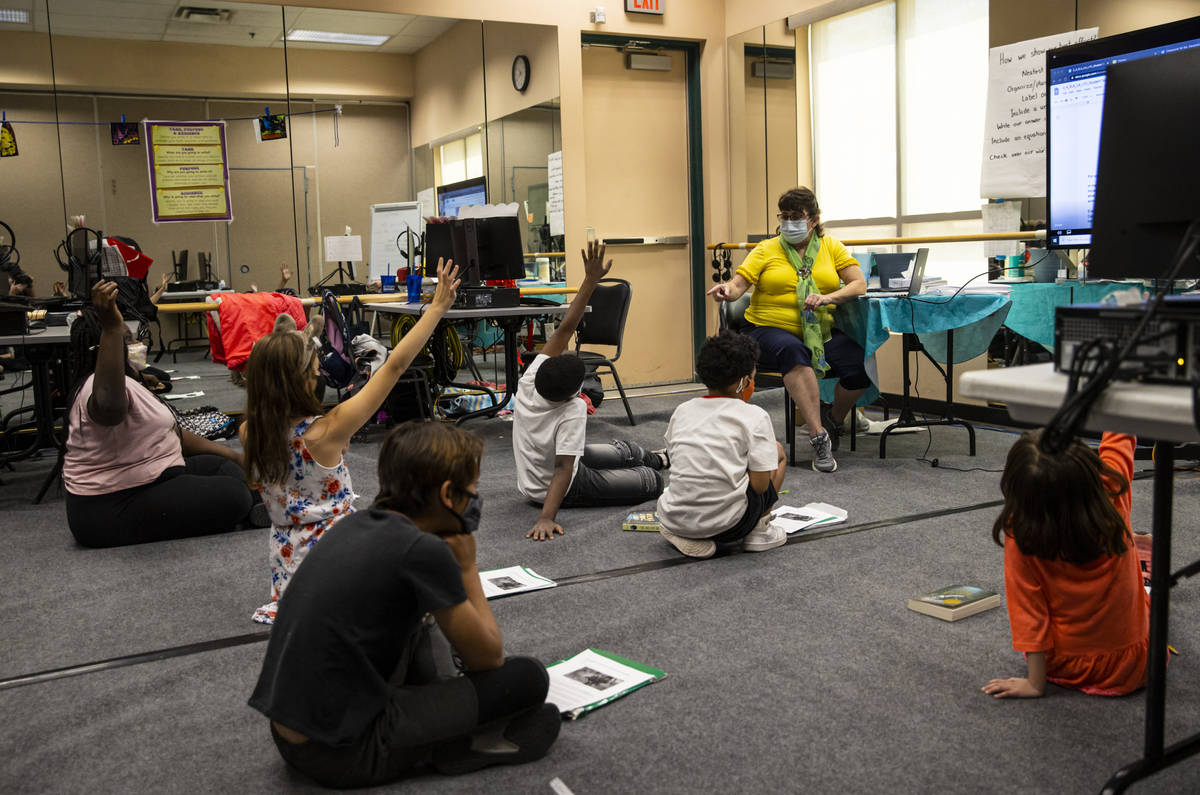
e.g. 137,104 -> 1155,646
512,241 -> 666,541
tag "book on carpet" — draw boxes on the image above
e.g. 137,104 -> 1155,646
907,585 -> 1001,622
546,648 -> 667,720
622,511 -> 662,532
768,502 -> 847,535
478,566 -> 556,599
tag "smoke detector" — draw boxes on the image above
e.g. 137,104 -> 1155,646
174,7 -> 234,24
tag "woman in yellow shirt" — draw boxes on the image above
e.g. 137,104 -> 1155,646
707,187 -> 868,472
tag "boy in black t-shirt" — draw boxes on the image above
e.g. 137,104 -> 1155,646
249,423 -> 559,788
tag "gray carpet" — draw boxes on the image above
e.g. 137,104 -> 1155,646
3,368 -> 1200,793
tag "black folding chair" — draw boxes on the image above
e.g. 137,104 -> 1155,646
574,277 -> 635,425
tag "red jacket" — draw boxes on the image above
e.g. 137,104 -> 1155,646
206,292 -> 307,371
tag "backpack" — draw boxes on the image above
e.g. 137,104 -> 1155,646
318,290 -> 358,391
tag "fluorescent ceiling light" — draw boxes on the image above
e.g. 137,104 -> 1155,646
0,9 -> 31,24
286,29 -> 389,46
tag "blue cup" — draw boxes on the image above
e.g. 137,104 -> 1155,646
406,274 -> 423,303
380,274 -> 397,293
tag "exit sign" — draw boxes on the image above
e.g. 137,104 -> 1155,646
626,0 -> 664,14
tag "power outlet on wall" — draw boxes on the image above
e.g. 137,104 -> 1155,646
589,6 -> 606,24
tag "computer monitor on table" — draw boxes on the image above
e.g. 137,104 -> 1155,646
1046,15 -> 1200,250
436,177 -> 488,218
1089,46 -> 1200,280
423,216 -> 526,283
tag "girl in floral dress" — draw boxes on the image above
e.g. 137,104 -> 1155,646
241,259 -> 459,623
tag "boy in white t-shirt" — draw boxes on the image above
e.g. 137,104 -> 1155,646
656,330 -> 787,559
513,242 -> 666,541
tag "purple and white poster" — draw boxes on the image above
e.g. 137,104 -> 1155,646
143,120 -> 232,223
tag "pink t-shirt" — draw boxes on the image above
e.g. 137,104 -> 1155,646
63,375 -> 185,496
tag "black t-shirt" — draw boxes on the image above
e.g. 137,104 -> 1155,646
248,508 -> 467,745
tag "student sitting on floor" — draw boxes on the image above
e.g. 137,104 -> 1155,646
241,259 -> 459,624
63,280 -> 265,548
249,422 -> 560,788
656,330 -> 788,559
983,431 -> 1150,699
514,241 -> 666,541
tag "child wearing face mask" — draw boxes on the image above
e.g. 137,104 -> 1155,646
655,330 -> 788,559
250,422 -> 560,788
240,259 -> 459,624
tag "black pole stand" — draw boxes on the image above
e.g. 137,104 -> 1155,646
878,328 -> 976,458
1102,442 -> 1200,793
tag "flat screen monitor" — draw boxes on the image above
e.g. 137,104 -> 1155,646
1046,15 -> 1200,249
436,176 -> 487,218
422,216 -> 525,282
1089,47 -> 1200,280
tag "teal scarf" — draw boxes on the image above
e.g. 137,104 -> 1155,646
779,234 -> 833,377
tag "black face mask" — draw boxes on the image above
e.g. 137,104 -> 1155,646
447,490 -> 482,534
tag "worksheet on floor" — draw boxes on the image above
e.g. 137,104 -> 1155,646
546,649 -> 663,717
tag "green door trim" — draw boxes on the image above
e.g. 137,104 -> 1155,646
581,33 -> 707,364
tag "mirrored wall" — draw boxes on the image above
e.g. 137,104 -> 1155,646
0,3 -> 560,299
727,20 -> 806,246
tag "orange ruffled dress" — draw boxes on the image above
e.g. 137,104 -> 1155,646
1003,433 -> 1150,695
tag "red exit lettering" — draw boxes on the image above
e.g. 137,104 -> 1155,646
632,0 -> 660,10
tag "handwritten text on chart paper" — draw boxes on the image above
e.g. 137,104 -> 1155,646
980,28 -> 1098,198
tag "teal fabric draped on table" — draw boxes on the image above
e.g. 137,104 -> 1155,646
1001,281 -> 1145,348
819,293 -> 1011,405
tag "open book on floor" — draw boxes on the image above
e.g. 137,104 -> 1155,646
768,502 -> 847,535
546,649 -> 667,720
907,585 -> 1001,622
478,566 -> 556,599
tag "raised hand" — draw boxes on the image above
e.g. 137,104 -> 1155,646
430,258 -> 461,310
581,241 -> 612,284
91,279 -> 123,330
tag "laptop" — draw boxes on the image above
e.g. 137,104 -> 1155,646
866,247 -> 929,296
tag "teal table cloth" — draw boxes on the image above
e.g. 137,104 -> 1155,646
1002,281 -> 1144,348
818,293 -> 1011,405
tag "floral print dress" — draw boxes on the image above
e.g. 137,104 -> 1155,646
252,416 -> 356,624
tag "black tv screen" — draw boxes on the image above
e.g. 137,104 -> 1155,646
1046,15 -> 1200,249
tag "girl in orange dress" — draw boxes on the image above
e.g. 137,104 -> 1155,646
983,431 -> 1149,698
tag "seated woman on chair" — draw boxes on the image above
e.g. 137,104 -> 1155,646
707,187 -> 869,473
62,280 -> 265,548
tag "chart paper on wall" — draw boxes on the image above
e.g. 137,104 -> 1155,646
980,28 -> 1097,199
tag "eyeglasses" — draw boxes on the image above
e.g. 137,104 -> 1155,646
777,212 -> 808,222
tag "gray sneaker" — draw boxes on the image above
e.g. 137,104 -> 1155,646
809,431 -> 838,473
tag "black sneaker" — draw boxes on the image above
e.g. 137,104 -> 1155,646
432,704 -> 562,775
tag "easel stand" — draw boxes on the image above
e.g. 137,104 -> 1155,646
313,261 -> 356,291
878,328 -> 976,458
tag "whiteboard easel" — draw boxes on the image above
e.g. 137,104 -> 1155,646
369,201 -> 424,281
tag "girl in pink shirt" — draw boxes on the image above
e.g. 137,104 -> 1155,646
63,280 -> 262,547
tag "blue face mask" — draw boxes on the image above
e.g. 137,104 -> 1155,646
781,219 -> 809,244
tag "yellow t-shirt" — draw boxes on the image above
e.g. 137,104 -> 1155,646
736,235 -> 858,336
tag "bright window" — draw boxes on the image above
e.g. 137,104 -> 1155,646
811,2 -> 897,221
811,0 -> 989,279
437,131 -> 484,185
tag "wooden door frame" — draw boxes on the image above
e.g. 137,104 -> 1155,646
581,33 -> 706,364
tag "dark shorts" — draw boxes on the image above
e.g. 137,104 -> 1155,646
709,481 -> 780,547
745,324 -> 872,390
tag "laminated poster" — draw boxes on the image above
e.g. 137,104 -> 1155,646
144,120 -> 233,223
